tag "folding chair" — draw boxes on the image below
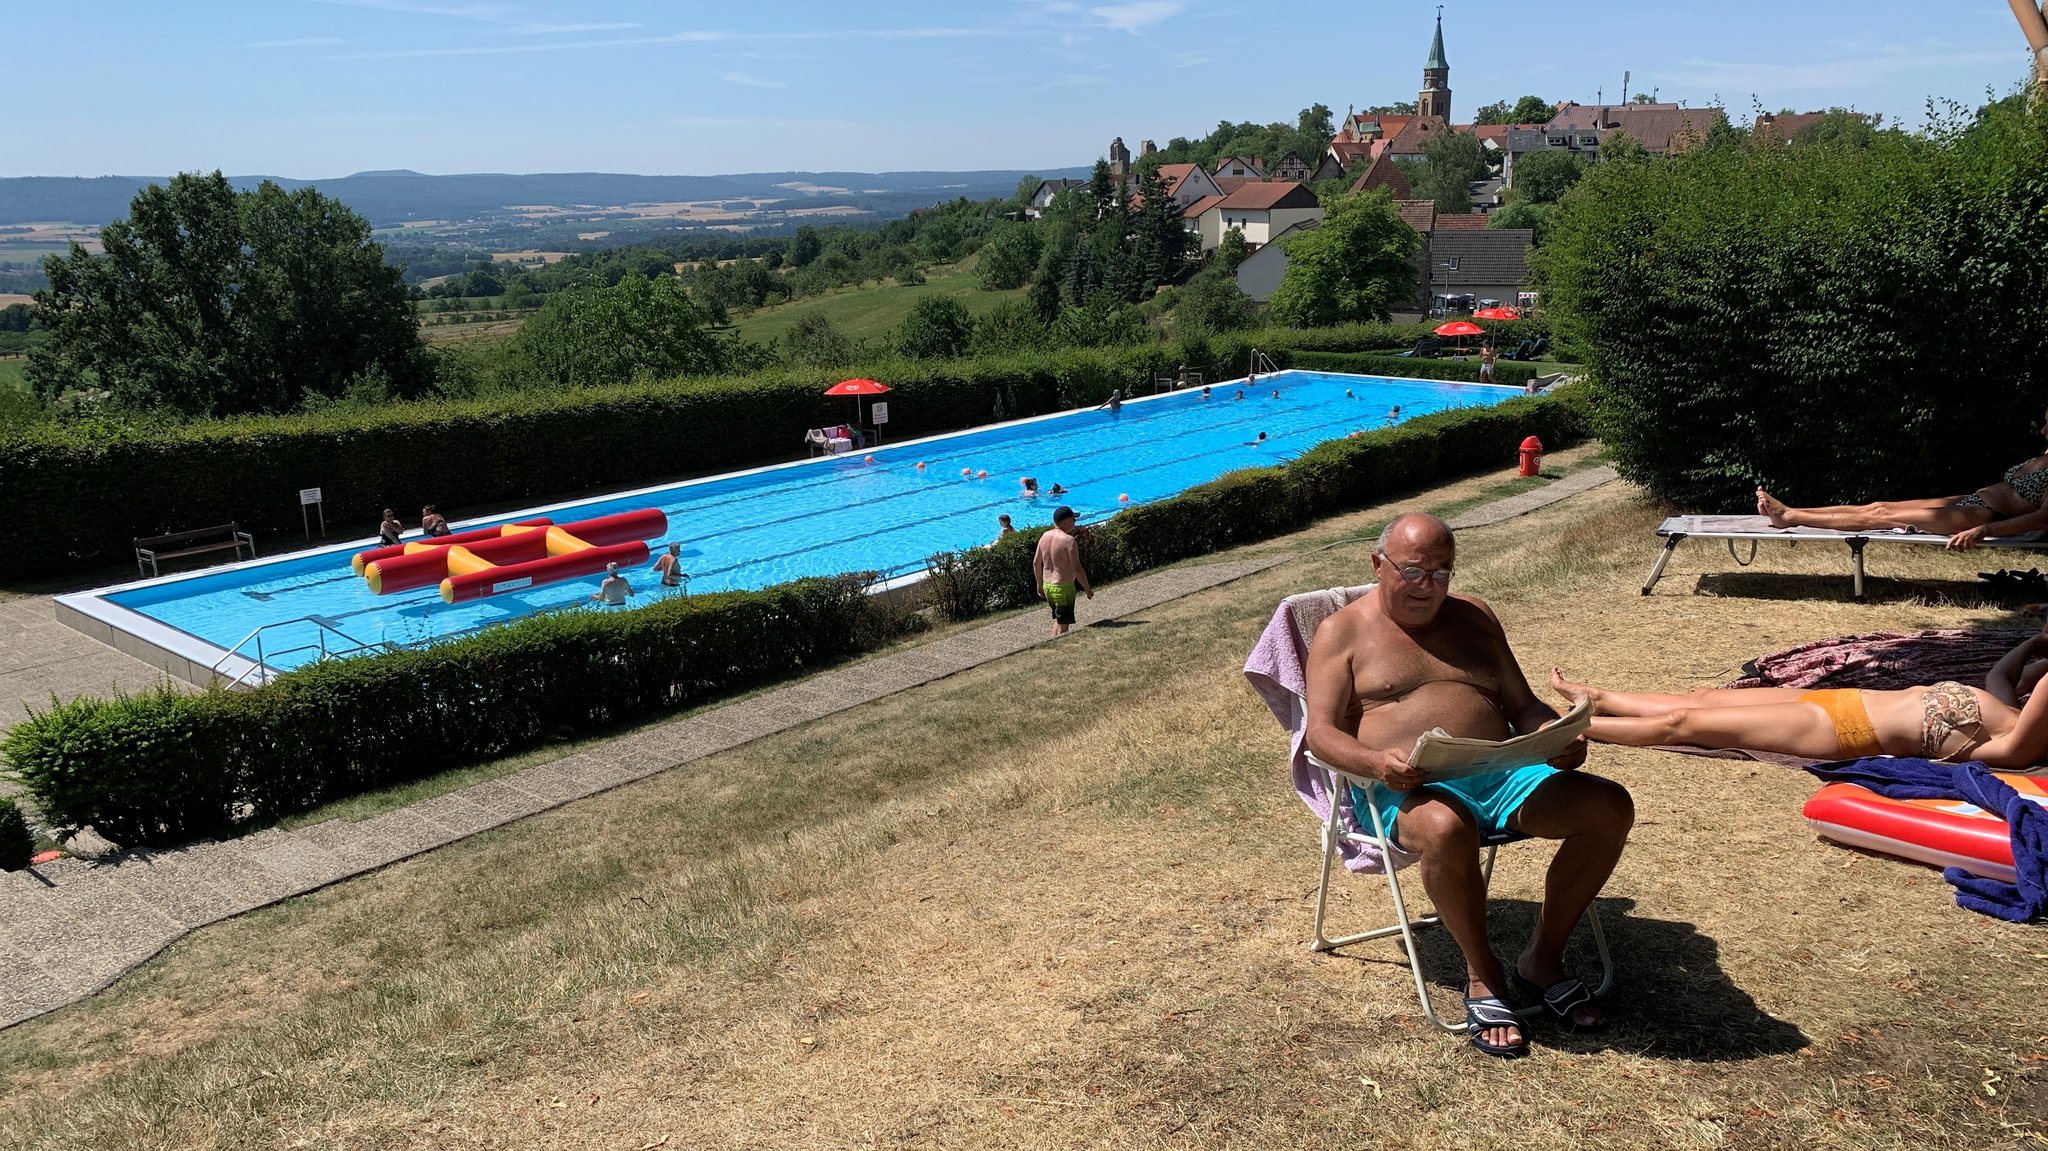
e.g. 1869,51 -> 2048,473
1251,586 -> 1613,1034
1299,733 -> 1612,1032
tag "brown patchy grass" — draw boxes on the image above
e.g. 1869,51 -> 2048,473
2,451 -> 2046,1149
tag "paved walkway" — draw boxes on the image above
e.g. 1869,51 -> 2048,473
0,467 -> 1614,1029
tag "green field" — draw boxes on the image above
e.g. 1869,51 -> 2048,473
729,258 -> 1026,346
0,359 -> 26,395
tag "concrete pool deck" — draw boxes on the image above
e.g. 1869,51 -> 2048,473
0,466 -> 1616,1030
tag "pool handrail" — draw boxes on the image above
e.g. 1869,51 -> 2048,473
209,616 -> 395,688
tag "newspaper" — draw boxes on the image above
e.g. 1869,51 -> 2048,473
1407,695 -> 1592,781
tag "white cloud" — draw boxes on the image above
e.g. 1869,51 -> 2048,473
1087,2 -> 1181,33
1171,50 -> 1209,68
1043,73 -> 1105,88
500,22 -> 640,35
720,71 -> 787,89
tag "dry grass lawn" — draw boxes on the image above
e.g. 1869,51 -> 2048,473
2,455 -> 2045,1149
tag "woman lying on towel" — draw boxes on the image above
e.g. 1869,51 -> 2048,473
1755,408 -> 2048,550
1550,633 -> 2048,768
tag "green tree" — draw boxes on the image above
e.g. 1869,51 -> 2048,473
1088,159 -> 1117,216
510,275 -> 739,389
1598,131 -> 1650,166
1486,199 -> 1555,245
1214,227 -> 1250,275
1407,131 -> 1489,214
1473,100 -> 1512,126
1267,190 -> 1420,327
970,300 -> 1051,354
897,295 -> 974,359
1175,270 -> 1257,333
1509,95 -> 1557,124
1509,149 -> 1587,204
781,313 -> 855,367
1012,174 -> 1044,204
29,171 -> 426,415
1366,102 -> 1418,115
977,223 -> 1041,290
787,225 -> 823,268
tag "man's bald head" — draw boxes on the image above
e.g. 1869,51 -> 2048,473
1374,512 -> 1454,561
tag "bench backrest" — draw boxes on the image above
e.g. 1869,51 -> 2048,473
135,522 -> 241,548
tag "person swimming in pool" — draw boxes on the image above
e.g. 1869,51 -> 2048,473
1549,628 -> 2048,770
1757,406 -> 2048,550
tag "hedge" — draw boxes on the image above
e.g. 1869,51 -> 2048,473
0,575 -> 908,846
922,385 -> 1592,620
1279,350 -> 1547,389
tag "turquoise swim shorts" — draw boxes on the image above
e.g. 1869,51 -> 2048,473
1349,763 -> 1560,846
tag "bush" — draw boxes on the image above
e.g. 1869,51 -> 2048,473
1282,350 -> 1546,388
0,800 -> 32,870
924,386 -> 1590,621
0,575 -> 905,846
1539,96 -> 2048,509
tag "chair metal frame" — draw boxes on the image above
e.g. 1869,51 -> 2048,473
1299,729 -> 1613,1033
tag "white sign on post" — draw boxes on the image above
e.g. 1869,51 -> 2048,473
299,487 -> 323,505
298,487 -> 326,539
869,402 -> 889,425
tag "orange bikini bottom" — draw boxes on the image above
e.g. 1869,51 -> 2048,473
1800,689 -> 1884,759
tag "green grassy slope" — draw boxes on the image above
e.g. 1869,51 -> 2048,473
728,258 -> 1027,346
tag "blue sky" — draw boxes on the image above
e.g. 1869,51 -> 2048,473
3,1 -> 2031,177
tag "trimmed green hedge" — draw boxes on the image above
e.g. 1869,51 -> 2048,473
923,385 -> 1591,620
1,575 -> 906,845
1280,350 -> 1547,388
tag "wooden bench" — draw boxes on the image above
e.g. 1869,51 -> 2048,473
134,523 -> 256,579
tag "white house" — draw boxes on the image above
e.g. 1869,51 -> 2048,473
1025,178 -> 1084,219
1181,182 -> 1323,253
1234,220 -> 1316,302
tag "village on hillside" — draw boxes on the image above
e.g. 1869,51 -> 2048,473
1026,12 -> 1806,319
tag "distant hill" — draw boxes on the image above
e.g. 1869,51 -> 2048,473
0,168 -> 1090,228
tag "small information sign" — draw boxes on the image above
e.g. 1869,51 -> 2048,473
299,487 -> 323,506
870,402 -> 889,425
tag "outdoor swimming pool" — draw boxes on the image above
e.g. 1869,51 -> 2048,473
64,371 -> 1519,676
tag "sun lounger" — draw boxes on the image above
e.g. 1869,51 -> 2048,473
1643,514 -> 2048,602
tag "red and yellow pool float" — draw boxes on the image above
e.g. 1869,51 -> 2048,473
351,509 -> 667,604
1804,772 -> 2048,884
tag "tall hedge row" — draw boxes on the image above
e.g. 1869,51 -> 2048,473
0,323 -> 1553,581
1539,98 -> 2048,509
2,576 -> 895,845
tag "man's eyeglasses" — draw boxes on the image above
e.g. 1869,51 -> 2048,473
1378,557 -> 1453,585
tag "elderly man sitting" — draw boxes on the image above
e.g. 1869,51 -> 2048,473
1303,512 -> 1635,1057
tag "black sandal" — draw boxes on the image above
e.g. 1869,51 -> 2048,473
1462,990 -> 1529,1059
1510,970 -> 1606,1033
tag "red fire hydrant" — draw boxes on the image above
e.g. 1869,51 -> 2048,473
1518,435 -> 1543,478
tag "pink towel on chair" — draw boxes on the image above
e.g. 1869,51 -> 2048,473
1244,584 -> 1418,874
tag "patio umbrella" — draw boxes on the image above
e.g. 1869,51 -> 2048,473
1473,307 -> 1520,320
824,377 -> 891,431
1433,319 -> 1484,352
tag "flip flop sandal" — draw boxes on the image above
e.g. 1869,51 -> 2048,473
1510,970 -> 1607,1033
1462,990 -> 1528,1059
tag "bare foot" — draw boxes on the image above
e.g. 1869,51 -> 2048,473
1550,667 -> 1601,709
1756,487 -> 1791,528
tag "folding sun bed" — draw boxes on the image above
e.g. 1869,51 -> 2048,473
1642,515 -> 2048,602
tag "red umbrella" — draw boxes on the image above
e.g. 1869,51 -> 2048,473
1433,321 -> 1484,337
1473,307 -> 1520,320
824,377 -> 891,432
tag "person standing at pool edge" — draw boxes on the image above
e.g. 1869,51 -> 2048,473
1032,505 -> 1093,637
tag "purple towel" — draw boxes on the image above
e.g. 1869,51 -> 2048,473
1806,757 -> 2048,923
1244,585 -> 1418,874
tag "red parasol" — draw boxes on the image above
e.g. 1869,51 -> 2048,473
824,378 -> 891,430
1433,321 -> 1484,337
1473,307 -> 1520,320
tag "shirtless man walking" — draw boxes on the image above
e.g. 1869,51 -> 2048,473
1304,512 -> 1634,1057
1031,505 -> 1093,637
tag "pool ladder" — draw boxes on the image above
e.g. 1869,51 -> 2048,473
208,617 -> 394,688
1248,348 -> 1281,377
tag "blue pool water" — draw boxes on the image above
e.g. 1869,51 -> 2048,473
102,371 -> 1516,668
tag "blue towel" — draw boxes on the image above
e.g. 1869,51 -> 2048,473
1805,757 -> 2048,923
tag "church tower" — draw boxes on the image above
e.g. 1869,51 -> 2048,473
1418,11 -> 1451,121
